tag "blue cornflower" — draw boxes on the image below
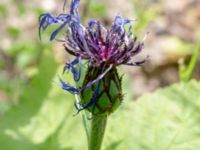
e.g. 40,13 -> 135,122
39,0 -> 147,115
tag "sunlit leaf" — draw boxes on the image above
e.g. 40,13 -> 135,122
1,50 -> 200,150
0,49 -> 58,150
104,80 -> 200,150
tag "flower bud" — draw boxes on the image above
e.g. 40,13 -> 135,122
81,66 -> 123,115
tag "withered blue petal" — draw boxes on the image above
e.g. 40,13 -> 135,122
81,80 -> 101,110
112,16 -> 132,35
63,57 -> 82,82
88,19 -> 97,28
50,21 -> 68,41
123,59 -> 147,66
39,13 -> 55,39
59,77 -> 80,94
81,66 -> 112,91
70,0 -> 80,21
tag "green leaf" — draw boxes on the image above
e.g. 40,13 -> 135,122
1,47 -> 200,150
0,49 -> 58,150
7,27 -> 21,38
0,4 -> 7,16
89,0 -> 107,17
104,80 -> 200,150
0,49 -> 87,150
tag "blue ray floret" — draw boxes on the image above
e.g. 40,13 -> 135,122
59,77 -> 80,94
63,57 -> 82,81
39,0 -> 147,113
74,80 -> 101,114
82,80 -> 101,110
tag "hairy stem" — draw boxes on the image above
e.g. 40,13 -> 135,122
89,115 -> 107,150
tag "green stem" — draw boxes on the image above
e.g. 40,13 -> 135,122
89,115 -> 107,150
179,41 -> 200,82
82,111 -> 90,143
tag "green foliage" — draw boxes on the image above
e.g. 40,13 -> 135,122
130,0 -> 161,35
7,27 -> 21,38
1,52 -> 200,150
104,80 -> 200,150
0,49 -> 87,150
12,0 -> 26,15
88,0 -> 107,18
0,4 -> 7,16
4,41 -> 44,69
179,42 -> 200,82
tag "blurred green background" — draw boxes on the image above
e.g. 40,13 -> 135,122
0,0 -> 200,149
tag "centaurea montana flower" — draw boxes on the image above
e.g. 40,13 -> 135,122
39,0 -> 147,115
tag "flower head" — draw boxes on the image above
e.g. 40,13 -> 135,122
39,0 -> 147,115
